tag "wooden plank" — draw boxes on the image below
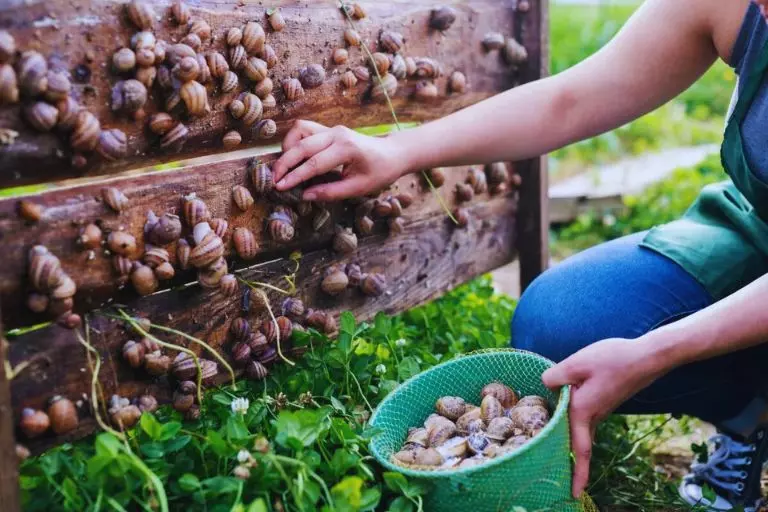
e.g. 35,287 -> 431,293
515,0 -> 548,291
0,151 -> 515,329
8,194 -> 518,453
0,0 -> 525,187
0,320 -> 19,512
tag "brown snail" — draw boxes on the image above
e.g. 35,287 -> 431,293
374,199 -> 393,217
135,48 -> 156,68
241,93 -> 263,126
167,43 -> 196,67
268,8 -> 286,31
449,71 -> 467,94
353,66 -> 370,82
48,396 -> 78,435
206,51 -> 229,79
481,382 -> 518,408
467,167 -> 487,194
253,77 -> 273,99
333,48 -> 349,65
344,28 -> 361,47
379,31 -> 404,53
455,183 -> 474,202
246,360 -> 269,380
436,396 -> 466,420
149,113 -> 174,136
131,31 -> 156,51
19,408 -> 50,439
109,396 -> 142,430
113,255 -> 133,278
282,78 -> 304,101
18,51 -> 48,97
181,80 -> 210,116
198,257 -> 228,288
390,54 -> 407,80
277,316 -> 293,341
229,99 -> 246,119
137,395 -> 159,413
312,208 -> 331,231
299,64 -> 325,89
345,263 -> 363,287
261,44 -> 279,69
144,351 -> 172,376
405,57 -> 417,77
223,130 -> 241,149
135,66 -> 157,88
486,162 -> 510,185
183,196 -> 211,227
430,6 -> 457,31
189,233 -> 224,268
132,263 -> 158,296
107,231 -> 136,256
188,18 -> 211,41
0,30 -> 15,64
232,186 -> 254,211
456,407 -> 483,434
371,73 -> 397,103
230,318 -> 251,342
414,58 -> 442,79
250,160 -> 274,195
427,418 -> 457,447
244,56 -> 268,82
321,266 -> 349,296
341,71 -> 358,89
174,56 -> 200,83
126,0 -> 154,29
54,97 -> 79,132
305,309 -> 337,335
414,80 -> 439,102
503,38 -> 528,65
123,340 -> 146,368
255,118 -> 277,140
0,64 -> 19,104
282,297 -> 305,318
482,32 -> 505,51
332,226 -> 357,254
248,331 -> 269,354
356,215 -> 374,235
161,122 -> 189,150
97,129 -> 128,161
268,210 -> 295,243
43,71 -> 71,102
517,395 -> 549,411
227,27 -> 243,47
25,102 -> 58,132
508,405 -> 549,435
242,21 -> 266,54
454,207 -> 470,227
361,272 -> 386,297
171,0 -> 190,25
371,53 -> 390,75
233,227 -> 259,260
147,213 -> 182,246
19,200 -> 44,222
480,394 -> 504,423
154,262 -> 175,280
389,217 -> 405,235
111,79 -> 147,116
486,417 -> 516,442
29,246 -> 62,292
231,342 -> 252,366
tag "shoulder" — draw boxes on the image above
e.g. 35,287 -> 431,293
704,0 -> 752,65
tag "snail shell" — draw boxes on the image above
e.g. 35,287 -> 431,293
113,255 -> 133,277
245,360 -> 269,380
341,70 -> 357,89
503,38 -> 528,65
371,53 -> 390,75
414,80 -> 439,102
427,419 -> 456,447
171,352 -> 198,380
282,78 -> 304,101
18,51 -> 48,97
415,447 -> 443,466
233,227 -> 259,259
268,9 -> 286,31
48,397 -> 78,435
55,96 -> 80,131
131,31 -> 156,51
51,275 -> 77,300
126,1 -> 154,29
255,118 -> 277,140
29,246 -> 62,292
112,79 -> 147,115
503,435 -> 530,450
161,122 -> 189,150
268,211 -> 295,243
144,352 -> 172,376
193,222 -> 212,245
486,416 -> 515,441
230,318 -> 250,341
0,64 -> 19,104
229,45 -> 247,71
44,71 -> 71,102
486,162 -> 509,185
181,80 -> 210,116
352,66 -> 370,82
517,395 -> 549,411
253,77 -> 273,99
379,31 -> 404,53
250,161 -> 274,194
508,405 -> 550,435
467,167 -> 487,194
198,256 -> 228,288
436,436 -> 468,460
229,99 -> 246,119
449,71 -> 467,94
332,226 -> 357,254
480,394 -> 504,423
390,54 -> 407,80
231,341 -> 252,366
107,231 -> 137,256
332,48 -> 348,65
454,207 -> 470,227
183,197 -> 211,227
241,93 -> 263,126
27,292 -> 49,313
131,263 -> 158,295
305,309 -> 337,335
481,382 -> 518,408
188,18 -> 211,41
135,66 -> 157,88
355,215 -> 374,235
406,427 -> 429,448
374,199 -> 392,217
430,6 -> 457,31
242,21 -> 266,55
25,102 -> 58,132
140,337 -> 159,353
321,267 -> 349,296
415,58 -> 442,79
168,43 -> 196,67
261,44 -> 279,69
361,272 -> 386,297
157,66 -> 173,90
261,320 -> 278,344
174,56 -> 200,82
0,30 -> 15,64
110,403 -> 142,430
405,57 -> 417,77
155,262 -> 175,280
393,449 -> 419,465
143,245 -> 170,268
147,213 -> 183,246
222,129 -> 241,148
97,129 -> 128,161
189,233 -> 224,268
435,396 -> 466,420
277,316 -> 293,340
389,197 -> 403,217
248,331 -> 269,354
482,32 -> 505,51
20,408 -> 50,439
206,51 -> 229,79
455,183 -> 474,202
467,432 -> 491,455
344,28 -> 361,47
171,0 -> 191,25
312,208 -> 331,231
123,340 -> 146,368
176,239 -> 191,270
456,407 -> 483,434
173,391 -> 195,413
299,64 -> 325,89
135,48 -> 156,68
232,185 -> 254,211
154,40 -> 167,64
371,73 -> 397,103
281,297 -> 305,318
137,395 -> 159,413
227,27 -> 243,47
345,263 -> 363,287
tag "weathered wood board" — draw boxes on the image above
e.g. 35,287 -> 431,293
0,325 -> 19,512
8,193 -> 517,453
0,0 -> 533,187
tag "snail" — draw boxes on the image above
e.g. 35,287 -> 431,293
430,6 -> 458,31
48,396 -> 78,435
361,272 -> 386,297
168,43 -> 196,67
393,449 -> 420,465
18,51 -> 48,97
480,394 -> 504,423
486,162 -> 509,185
206,51 -> 229,79
516,395 -> 549,411
405,57 -> 417,77
345,263 -> 363,287
344,28 -> 361,47
379,31 -> 404,53
246,360 -> 269,380
131,31 -> 156,50
255,119 -> 277,140
25,102 -> 58,132
371,73 -> 397,103
253,77 -> 273,99
0,30 -> 15,63
126,0 -> 154,29
0,64 -> 19,104
137,395 -> 158,413
333,226 -> 357,254
172,353 -> 200,381
305,309 -> 337,335
135,48 -> 156,68
111,79 -> 148,117
29,245 -> 62,292
173,387 -> 195,413
135,66 -> 157,88
481,382 -> 518,408
183,196 -> 211,227
51,276 -> 76,300
352,66 -> 370,82
54,96 -> 80,132
123,340 -> 146,368
321,266 -> 349,296
389,197 -> 403,217
19,408 -> 50,438
455,183 -> 474,202
146,212 -> 182,246
436,396 -> 466,420
196,54 -> 211,83
449,71 -> 467,94
436,436 -> 468,460
229,99 -> 246,119
198,257 -> 228,288
176,239 -> 191,270
233,228 -> 259,260
161,122 -> 189,150
277,316 -> 293,341
456,407 -> 483,434
26,293 -> 49,313
508,405 -> 549,435
210,218 -> 228,239
333,48 -> 349,65
247,160 -> 274,194
268,210 -> 295,243
371,53 -> 390,75
244,56 -> 268,82
230,317 -> 250,341
131,263 -> 158,295
171,0 -> 190,25
97,129 -> 128,161
188,18 -> 211,40
190,233 -> 224,268
482,32 -> 505,51
466,432 -> 491,455
503,435 -> 530,451
180,34 -> 201,54
109,395 -> 142,430
268,8 -> 286,31
232,186 -> 254,211
503,39 -> 528,65
242,21 -> 266,55
281,298 -> 305,319
415,448 -> 444,466
241,93 -> 264,126
154,262 -> 175,280
43,71 -> 70,102
467,167 -> 487,194
486,416 -> 515,441
144,351 -> 172,375
261,321 -> 278,344
227,27 -> 243,47
405,427 -> 429,449
414,58 -> 442,80
299,64 -> 325,89
282,78 -> 304,101
414,80 -> 439,102
248,331 -> 269,354
181,80 -> 210,116
454,207 -> 470,227
261,44 -> 279,69
108,231 -> 137,256
426,168 -> 446,187
174,56 -> 200,83
374,198 -> 393,217
427,417 -> 457,447
19,200 -> 44,222
113,255 -> 133,278
341,71 -> 357,89
356,215 -> 374,235
390,54 -> 407,80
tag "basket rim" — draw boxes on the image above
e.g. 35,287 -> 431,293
369,348 -> 571,479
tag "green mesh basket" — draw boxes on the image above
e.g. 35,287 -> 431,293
370,349 -> 597,512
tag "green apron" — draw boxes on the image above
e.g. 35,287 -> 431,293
641,44 -> 768,301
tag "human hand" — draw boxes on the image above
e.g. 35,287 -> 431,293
272,120 -> 409,202
541,338 -> 667,498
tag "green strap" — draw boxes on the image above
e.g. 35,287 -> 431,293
728,40 -> 768,124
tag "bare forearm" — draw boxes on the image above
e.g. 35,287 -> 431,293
642,273 -> 768,372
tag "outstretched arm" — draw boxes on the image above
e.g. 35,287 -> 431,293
273,0 -> 737,201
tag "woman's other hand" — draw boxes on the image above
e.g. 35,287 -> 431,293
272,120 -> 408,202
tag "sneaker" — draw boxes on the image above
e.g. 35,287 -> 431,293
679,427 -> 768,511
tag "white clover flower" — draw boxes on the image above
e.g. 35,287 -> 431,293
395,338 -> 407,347
231,397 -> 250,415
233,465 -> 251,480
375,363 -> 386,375
237,449 -> 252,463
602,214 -> 616,227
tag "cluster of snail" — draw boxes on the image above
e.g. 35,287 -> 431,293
26,246 -> 81,328
392,382 -> 551,470
481,30 -> 529,66
351,192 -> 413,237
321,261 -> 386,298
0,29 -> 125,169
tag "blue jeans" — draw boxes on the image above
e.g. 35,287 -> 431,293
512,232 -> 768,425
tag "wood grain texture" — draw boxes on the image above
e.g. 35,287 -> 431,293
0,0 -> 529,187
0,323 -> 19,512
8,194 -> 517,453
0,153 -> 515,329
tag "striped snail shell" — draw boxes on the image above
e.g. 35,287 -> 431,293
268,210 -> 295,243
197,256 -> 228,288
245,360 -> 268,380
261,44 -> 278,69
244,56 -> 268,82
230,317 -> 250,341
18,51 -> 48,97
249,160 -> 274,195
143,245 -> 170,269
189,233 -> 224,268
126,0 -> 154,30
70,111 -> 101,152
97,129 -> 128,161
241,93 -> 263,126
29,247 -> 63,292
222,129 -> 241,149
183,196 -> 211,227
227,27 -> 243,47
160,122 -> 189,150
131,262 -> 158,296
176,239 -> 191,270
281,297 -> 305,318
253,77 -> 273,99
24,102 -> 58,132
379,31 -> 404,53
181,80 -> 210,116
255,118 -> 277,140
219,274 -> 238,295
332,226 -> 357,254
206,51 -> 229,79
209,218 -> 228,239
282,78 -> 304,101
229,45 -> 247,71
232,185 -> 254,211
361,272 -> 386,297
299,64 -> 325,89
242,21 -> 266,54
188,18 -> 211,41
233,227 -> 259,260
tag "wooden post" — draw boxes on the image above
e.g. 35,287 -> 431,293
0,312 -> 19,512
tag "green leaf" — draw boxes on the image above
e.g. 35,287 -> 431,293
359,488 -> 381,511
397,356 -> 420,381
94,432 -> 121,458
178,473 -> 201,492
140,413 -> 163,440
330,396 -> 346,414
383,472 -> 408,494
246,498 -> 269,512
224,415 -> 250,441
212,393 -> 233,406
373,313 -> 392,337
206,429 -> 233,457
387,496 -> 414,512
331,475 -> 363,510
330,448 -> 360,478
159,421 -> 183,441
164,434 -> 192,453
272,409 -> 331,449
202,476 -> 241,496
340,312 -> 356,334
139,442 -> 164,459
